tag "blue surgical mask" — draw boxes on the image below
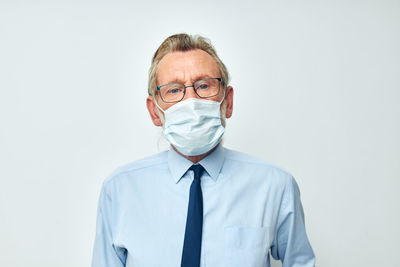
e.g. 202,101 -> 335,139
156,96 -> 225,156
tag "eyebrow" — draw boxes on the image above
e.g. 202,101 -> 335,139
165,74 -> 215,85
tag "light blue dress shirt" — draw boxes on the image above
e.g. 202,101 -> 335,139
91,144 -> 315,267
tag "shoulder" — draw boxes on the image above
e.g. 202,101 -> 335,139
224,147 -> 291,175
223,147 -> 295,187
101,150 -> 168,192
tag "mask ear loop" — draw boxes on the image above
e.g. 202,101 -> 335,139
218,87 -> 226,105
153,94 -> 166,113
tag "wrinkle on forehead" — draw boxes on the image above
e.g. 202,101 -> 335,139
156,49 -> 221,86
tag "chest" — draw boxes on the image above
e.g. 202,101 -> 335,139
114,175 -> 277,267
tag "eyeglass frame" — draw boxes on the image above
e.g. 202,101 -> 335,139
155,77 -> 224,103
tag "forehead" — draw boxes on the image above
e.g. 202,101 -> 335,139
156,49 -> 220,84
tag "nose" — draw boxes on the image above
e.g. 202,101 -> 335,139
182,85 -> 199,101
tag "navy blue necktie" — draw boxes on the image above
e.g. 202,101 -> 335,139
180,164 -> 205,267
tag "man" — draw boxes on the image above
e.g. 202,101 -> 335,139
91,33 -> 315,267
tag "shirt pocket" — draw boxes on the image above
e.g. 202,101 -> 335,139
223,226 -> 271,267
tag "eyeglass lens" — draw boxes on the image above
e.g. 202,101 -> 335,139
159,78 -> 220,103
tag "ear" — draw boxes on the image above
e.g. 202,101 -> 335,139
224,86 -> 234,118
146,96 -> 163,127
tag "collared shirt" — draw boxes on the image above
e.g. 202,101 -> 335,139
91,144 -> 315,267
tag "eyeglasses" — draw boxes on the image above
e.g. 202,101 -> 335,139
156,77 -> 223,103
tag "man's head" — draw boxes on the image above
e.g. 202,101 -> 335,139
146,33 -> 234,159
146,33 -> 233,127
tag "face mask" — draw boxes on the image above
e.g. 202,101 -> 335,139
155,96 -> 225,156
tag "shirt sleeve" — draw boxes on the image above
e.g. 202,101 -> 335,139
270,175 -> 315,267
91,180 -> 127,267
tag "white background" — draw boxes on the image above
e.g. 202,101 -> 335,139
0,0 -> 399,266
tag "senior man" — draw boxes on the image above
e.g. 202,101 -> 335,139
91,33 -> 315,267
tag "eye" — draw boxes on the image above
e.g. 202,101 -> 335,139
167,87 -> 183,94
196,83 -> 209,90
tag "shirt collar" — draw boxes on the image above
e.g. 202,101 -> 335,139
167,143 -> 225,184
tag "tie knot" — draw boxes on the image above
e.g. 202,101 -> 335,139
189,164 -> 205,180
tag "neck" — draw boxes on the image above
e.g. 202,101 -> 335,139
172,144 -> 219,164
